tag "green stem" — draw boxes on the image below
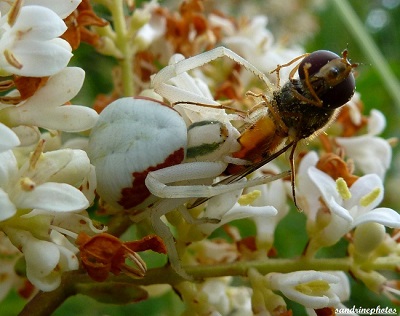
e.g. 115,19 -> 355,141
19,256 -> 399,316
109,0 -> 135,96
331,0 -> 400,110
18,273 -> 76,316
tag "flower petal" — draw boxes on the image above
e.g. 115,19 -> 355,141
23,67 -> 84,107
47,150 -> 91,187
268,271 -> 341,309
345,174 -> 384,213
19,149 -> 74,184
352,208 -> 400,228
367,109 -> 386,136
307,167 -> 353,222
24,238 -> 60,278
0,189 -> 17,221
0,123 -> 20,152
24,0 -> 81,19
6,68 -> 98,131
199,203 -> 277,236
297,152 -> 322,218
307,166 -> 341,203
336,136 -> 391,179
0,150 -> 18,189
10,125 -> 40,147
23,237 -> 61,291
10,39 -> 72,77
15,182 -> 89,212
38,105 -> 99,132
13,6 -> 67,39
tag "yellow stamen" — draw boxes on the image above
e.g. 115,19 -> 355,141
29,140 -> 45,170
295,280 -> 330,296
360,188 -> 381,207
336,177 -> 351,200
238,190 -> 261,206
8,0 -> 22,27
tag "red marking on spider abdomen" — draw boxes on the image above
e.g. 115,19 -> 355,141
118,148 -> 185,209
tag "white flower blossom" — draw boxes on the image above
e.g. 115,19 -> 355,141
3,227 -> 79,291
0,0 -> 80,19
23,0 -> 81,19
201,278 -> 253,315
246,164 -> 289,250
0,146 -> 90,220
298,152 -> 400,252
305,271 -> 354,315
0,4 -> 73,76
0,67 -> 98,145
336,108 -> 392,179
266,270 -> 342,309
198,191 -> 278,236
0,145 -> 103,291
179,277 -> 252,316
0,144 -> 90,220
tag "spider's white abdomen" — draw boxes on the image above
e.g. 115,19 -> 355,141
88,97 -> 187,210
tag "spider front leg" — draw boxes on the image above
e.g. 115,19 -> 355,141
151,46 -> 275,104
145,161 -> 291,201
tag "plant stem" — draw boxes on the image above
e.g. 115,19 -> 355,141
331,0 -> 400,110
18,274 -> 76,316
109,0 -> 135,96
19,255 -> 400,316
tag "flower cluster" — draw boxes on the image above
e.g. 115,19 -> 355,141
1,0 -> 399,315
0,0 -> 104,294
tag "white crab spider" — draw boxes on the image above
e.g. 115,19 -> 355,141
89,47 -> 291,279
88,94 -> 284,278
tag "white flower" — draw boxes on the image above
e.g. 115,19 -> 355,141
201,278 -> 252,315
0,145 -> 103,291
23,0 -> 81,19
0,4 -> 73,76
3,227 -> 79,291
0,67 -> 98,145
196,187 -> 278,237
0,0 -> 80,19
179,277 -> 252,316
266,271 -> 342,309
336,108 -> 392,179
298,152 -> 400,253
246,164 -> 289,250
305,272 -> 354,315
0,147 -> 90,221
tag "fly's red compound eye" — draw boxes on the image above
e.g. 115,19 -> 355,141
298,50 -> 356,109
298,50 -> 341,78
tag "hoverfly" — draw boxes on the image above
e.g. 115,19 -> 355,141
183,48 -> 358,209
